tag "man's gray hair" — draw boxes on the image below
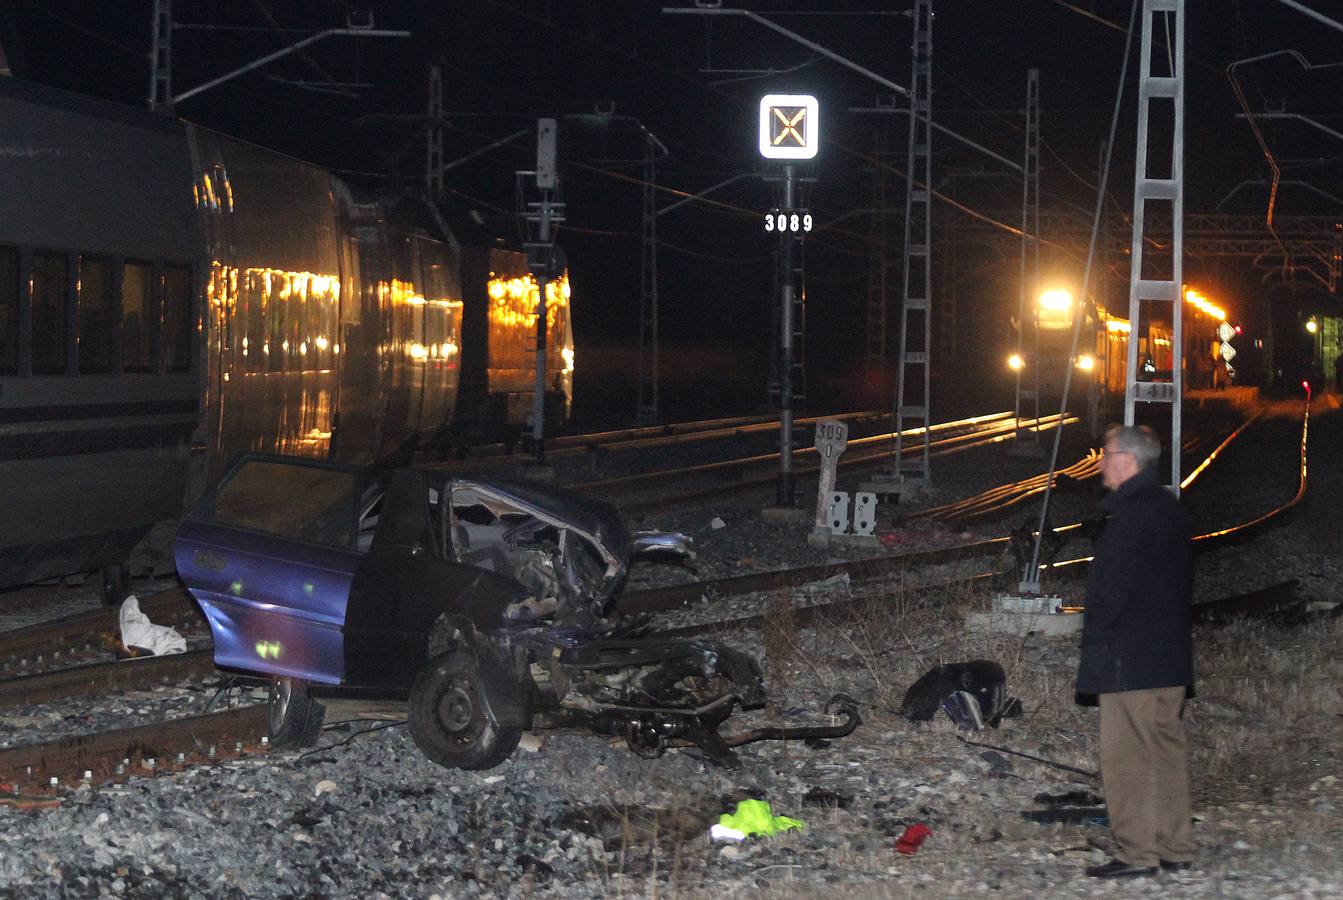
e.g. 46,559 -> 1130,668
1104,424 -> 1161,470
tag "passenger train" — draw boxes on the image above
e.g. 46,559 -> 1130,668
0,77 -> 574,597
1010,288 -> 1217,401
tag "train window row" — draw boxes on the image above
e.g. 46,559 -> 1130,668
0,246 -> 193,377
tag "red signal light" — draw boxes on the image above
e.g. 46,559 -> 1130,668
1234,325 -> 1242,334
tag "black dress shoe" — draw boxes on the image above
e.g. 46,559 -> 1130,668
1085,858 -> 1158,878
1160,859 -> 1192,872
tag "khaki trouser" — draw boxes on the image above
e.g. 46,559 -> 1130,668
1099,686 -> 1194,867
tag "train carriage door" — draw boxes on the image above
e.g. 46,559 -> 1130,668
331,229 -> 359,458
185,130 -> 239,486
414,235 -> 463,448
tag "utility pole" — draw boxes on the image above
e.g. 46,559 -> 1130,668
425,65 -> 443,198
521,119 -> 565,470
636,132 -> 661,424
777,163 -> 799,506
758,93 -> 819,512
1123,0 -> 1185,493
866,0 -> 933,500
865,118 -> 892,387
1013,69 -> 1043,454
148,0 -> 173,112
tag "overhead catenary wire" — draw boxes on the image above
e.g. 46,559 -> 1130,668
1025,0 -> 1140,590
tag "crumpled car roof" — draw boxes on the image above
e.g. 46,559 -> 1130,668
450,475 -> 630,559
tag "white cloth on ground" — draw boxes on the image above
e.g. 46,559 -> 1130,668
118,595 -> 187,656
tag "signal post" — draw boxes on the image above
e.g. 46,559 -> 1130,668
758,94 -> 818,517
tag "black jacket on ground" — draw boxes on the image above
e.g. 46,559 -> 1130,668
1076,467 -> 1194,699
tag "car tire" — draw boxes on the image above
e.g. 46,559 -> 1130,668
268,676 -> 325,748
408,650 -> 523,771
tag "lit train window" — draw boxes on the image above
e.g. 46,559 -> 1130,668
30,251 -> 68,375
162,264 -> 192,373
78,256 -> 115,374
0,247 -> 17,374
122,260 -> 154,373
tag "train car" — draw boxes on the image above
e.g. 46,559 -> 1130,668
1009,293 -> 1176,402
0,77 -> 573,597
457,247 -> 574,448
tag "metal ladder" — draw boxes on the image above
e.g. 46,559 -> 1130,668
1123,0 -> 1185,493
865,125 -> 891,382
890,0 -> 934,493
1014,68 -> 1043,452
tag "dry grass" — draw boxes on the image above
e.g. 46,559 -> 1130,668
580,580 -> 1343,896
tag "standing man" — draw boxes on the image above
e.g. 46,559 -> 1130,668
1079,424 -> 1195,878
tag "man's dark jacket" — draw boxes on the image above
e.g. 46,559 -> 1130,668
1077,467 -> 1194,698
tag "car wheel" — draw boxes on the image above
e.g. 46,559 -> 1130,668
268,676 -> 325,748
408,650 -> 523,771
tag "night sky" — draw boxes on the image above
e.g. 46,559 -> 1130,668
3,1 -> 1340,418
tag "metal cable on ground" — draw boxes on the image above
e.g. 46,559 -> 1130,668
1025,0 -> 1139,589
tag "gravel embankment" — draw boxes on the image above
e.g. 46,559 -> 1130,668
1,398 -> 1339,898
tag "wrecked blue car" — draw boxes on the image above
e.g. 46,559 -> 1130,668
175,454 -> 857,770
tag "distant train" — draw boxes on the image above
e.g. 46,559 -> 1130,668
0,77 -> 574,597
1008,289 -> 1220,400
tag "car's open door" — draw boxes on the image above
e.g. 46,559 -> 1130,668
174,454 -> 369,684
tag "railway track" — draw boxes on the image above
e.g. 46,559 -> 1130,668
909,413 -> 1258,525
597,412 -> 1074,513
426,408 -> 889,468
0,401 -> 1307,798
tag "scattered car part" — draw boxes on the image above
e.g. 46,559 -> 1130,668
899,660 -> 1020,729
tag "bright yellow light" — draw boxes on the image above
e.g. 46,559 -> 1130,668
314,336 -> 329,351
1106,318 -> 1132,334
1306,319 -> 1319,334
1183,288 -> 1225,321
409,343 -> 428,360
561,345 -> 575,374
1008,353 -> 1025,371
1038,289 -> 1074,311
1075,354 -> 1096,371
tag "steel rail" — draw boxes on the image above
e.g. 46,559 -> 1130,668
598,413 -> 1058,499
913,417 -> 1236,524
615,415 -> 1075,514
0,649 -> 215,708
424,408 -> 891,468
1044,400 -> 1309,573
0,704 -> 268,790
0,591 -> 201,670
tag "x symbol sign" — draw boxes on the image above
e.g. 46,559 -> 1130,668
772,107 -> 806,146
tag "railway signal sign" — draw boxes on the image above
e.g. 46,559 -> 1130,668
1218,321 -> 1236,343
811,419 -> 848,537
764,209 -> 813,233
759,94 -> 819,160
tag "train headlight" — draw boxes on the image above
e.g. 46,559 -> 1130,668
1038,289 -> 1073,311
1075,354 -> 1096,372
1007,353 -> 1025,371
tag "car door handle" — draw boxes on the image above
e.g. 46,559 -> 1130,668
194,550 -> 228,572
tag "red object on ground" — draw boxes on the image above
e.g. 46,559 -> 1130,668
895,823 -> 932,854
